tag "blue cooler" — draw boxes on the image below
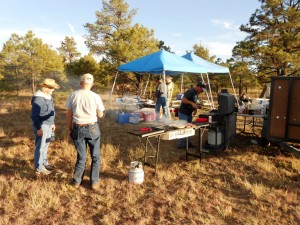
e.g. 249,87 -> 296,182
118,113 -> 129,124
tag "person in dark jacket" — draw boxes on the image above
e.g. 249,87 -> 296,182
31,78 -> 60,175
177,82 -> 207,148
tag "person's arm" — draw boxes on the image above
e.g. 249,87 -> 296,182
97,110 -> 104,118
31,97 -> 43,136
66,109 -> 73,137
96,94 -> 105,118
181,97 -> 198,109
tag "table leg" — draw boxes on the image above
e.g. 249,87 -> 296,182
143,137 -> 149,165
154,136 -> 161,176
185,137 -> 189,161
199,128 -> 202,161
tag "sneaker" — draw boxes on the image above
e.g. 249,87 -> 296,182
44,164 -> 55,171
36,168 -> 52,175
91,183 -> 99,191
73,183 -> 80,189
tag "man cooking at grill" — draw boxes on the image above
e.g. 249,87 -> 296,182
177,82 -> 207,149
66,73 -> 105,190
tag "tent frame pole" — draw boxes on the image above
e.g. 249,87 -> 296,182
180,74 -> 184,94
111,71 -> 118,96
200,74 -> 213,110
205,73 -> 215,109
228,72 -> 239,106
143,73 -> 151,97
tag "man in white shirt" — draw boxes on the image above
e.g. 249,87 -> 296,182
66,73 -> 105,190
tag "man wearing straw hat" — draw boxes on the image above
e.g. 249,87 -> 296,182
31,78 -> 60,175
66,73 -> 105,190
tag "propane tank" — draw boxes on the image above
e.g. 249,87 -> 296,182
129,161 -> 144,184
208,128 -> 222,146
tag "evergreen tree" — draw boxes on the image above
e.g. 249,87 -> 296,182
158,41 -> 172,52
57,36 -> 81,63
67,54 -> 99,77
0,31 -> 65,94
239,0 -> 300,78
193,43 -> 216,62
231,41 -> 260,95
84,0 -> 159,93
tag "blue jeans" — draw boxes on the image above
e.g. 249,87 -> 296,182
33,123 -> 53,171
71,123 -> 101,185
177,112 -> 192,147
155,96 -> 167,120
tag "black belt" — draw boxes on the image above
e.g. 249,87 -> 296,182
73,122 -> 96,127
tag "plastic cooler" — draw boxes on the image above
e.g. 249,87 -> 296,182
140,108 -> 156,121
128,113 -> 139,124
118,113 -> 129,124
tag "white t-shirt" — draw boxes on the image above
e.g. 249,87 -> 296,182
65,89 -> 105,124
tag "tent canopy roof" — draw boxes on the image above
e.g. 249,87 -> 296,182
118,50 -> 207,74
182,52 -> 230,74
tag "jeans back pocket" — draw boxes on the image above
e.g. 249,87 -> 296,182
89,124 -> 100,139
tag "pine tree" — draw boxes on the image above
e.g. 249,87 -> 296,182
0,31 -> 65,93
239,0 -> 300,77
84,0 -> 159,93
57,36 -> 81,63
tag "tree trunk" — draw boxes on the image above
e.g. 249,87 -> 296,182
31,75 -> 35,94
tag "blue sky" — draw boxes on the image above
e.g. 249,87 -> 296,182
0,0 -> 261,61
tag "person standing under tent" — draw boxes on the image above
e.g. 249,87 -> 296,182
66,73 -> 105,190
177,82 -> 207,148
155,77 -> 168,120
31,78 -> 60,175
166,76 -> 174,101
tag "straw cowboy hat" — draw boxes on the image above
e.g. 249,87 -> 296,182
38,78 -> 60,89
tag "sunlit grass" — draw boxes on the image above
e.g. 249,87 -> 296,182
0,94 -> 299,225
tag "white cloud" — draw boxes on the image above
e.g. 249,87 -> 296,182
68,23 -> 76,34
205,41 -> 234,59
211,19 -> 239,30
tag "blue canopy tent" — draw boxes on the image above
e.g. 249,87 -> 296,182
112,49 -> 208,96
111,50 -> 208,117
117,49 -> 207,73
182,52 -> 238,109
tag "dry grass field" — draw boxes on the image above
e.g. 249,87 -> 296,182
0,92 -> 299,225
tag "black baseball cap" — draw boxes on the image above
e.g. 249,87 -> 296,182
196,82 -> 207,92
